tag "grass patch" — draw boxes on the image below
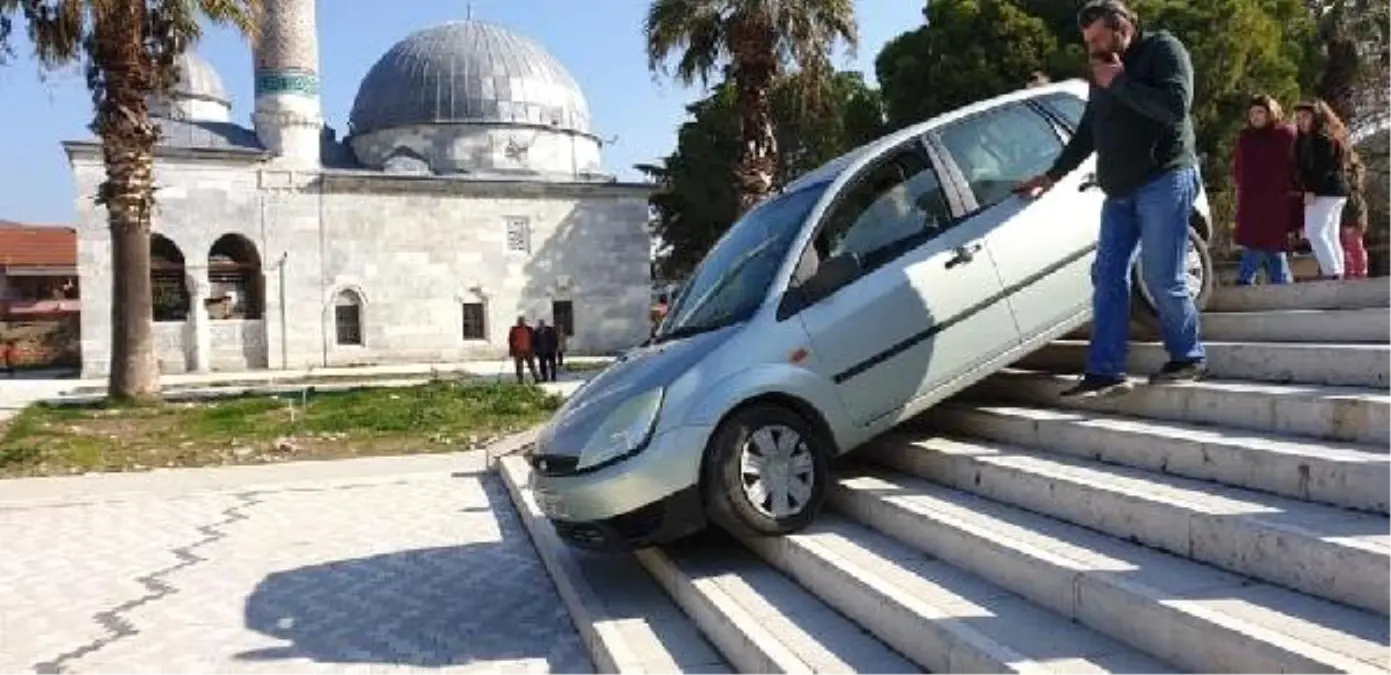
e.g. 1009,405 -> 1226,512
0,381 -> 562,478
562,360 -> 611,373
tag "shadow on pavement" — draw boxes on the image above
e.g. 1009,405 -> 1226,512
236,476 -> 592,671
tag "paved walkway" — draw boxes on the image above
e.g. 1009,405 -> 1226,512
0,451 -> 594,674
0,360 -> 611,672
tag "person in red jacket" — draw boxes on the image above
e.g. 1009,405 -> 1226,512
506,316 -> 539,384
1233,94 -> 1301,285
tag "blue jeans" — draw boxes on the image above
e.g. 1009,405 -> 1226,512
1236,248 -> 1292,285
1087,167 -> 1206,379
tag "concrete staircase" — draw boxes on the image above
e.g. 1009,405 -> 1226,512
500,278 -> 1391,674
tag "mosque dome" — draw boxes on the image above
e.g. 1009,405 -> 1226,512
150,51 -> 232,123
171,51 -> 230,105
347,20 -> 594,138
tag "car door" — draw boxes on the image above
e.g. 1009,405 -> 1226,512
930,97 -> 1105,343
783,140 -> 1021,427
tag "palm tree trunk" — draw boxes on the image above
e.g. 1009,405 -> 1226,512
731,16 -> 780,214
92,1 -> 161,401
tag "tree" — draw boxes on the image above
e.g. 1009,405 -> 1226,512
0,0 -> 259,401
644,0 -> 858,213
876,0 -> 1317,254
876,0 -> 1061,130
641,68 -> 885,279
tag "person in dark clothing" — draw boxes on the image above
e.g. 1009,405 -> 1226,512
534,319 -> 560,382
1294,99 -> 1356,279
1233,94 -> 1301,285
1014,0 -> 1207,397
507,316 -> 539,384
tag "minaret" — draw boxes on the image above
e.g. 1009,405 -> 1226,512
251,0 -> 322,167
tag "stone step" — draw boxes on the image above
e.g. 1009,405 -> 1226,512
920,403 -> 1389,513
1017,340 -> 1390,388
828,467 -> 1390,673
739,516 -> 1171,673
635,536 -> 917,674
1202,308 -> 1391,344
1209,279 -> 1390,313
862,435 -> 1391,615
968,369 -> 1391,446
497,457 -> 731,674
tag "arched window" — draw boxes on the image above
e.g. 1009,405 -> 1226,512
334,289 -> 364,346
151,234 -> 189,322
206,234 -> 264,320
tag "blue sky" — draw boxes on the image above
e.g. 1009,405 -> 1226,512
0,0 -> 924,226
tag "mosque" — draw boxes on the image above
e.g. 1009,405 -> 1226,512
64,0 -> 654,377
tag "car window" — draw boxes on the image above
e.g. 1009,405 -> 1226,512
1038,92 -> 1086,130
658,182 -> 828,339
797,146 -> 953,283
938,102 -> 1065,210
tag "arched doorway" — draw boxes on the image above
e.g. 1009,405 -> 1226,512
206,234 -> 264,320
151,234 -> 189,322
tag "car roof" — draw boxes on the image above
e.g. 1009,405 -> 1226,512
783,78 -> 1090,193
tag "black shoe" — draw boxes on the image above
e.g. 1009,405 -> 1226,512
1059,375 -> 1133,398
1148,359 -> 1207,385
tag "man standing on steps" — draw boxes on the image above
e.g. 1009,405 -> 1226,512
1014,0 -> 1208,398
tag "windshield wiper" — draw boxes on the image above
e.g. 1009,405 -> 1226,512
651,322 -> 731,344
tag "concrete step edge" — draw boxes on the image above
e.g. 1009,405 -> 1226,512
739,519 -> 1170,673
925,402 -> 1390,513
865,435 -> 1391,616
828,470 -> 1387,674
497,457 -> 729,674
972,369 -> 1391,446
628,542 -> 912,673
1026,340 -> 1390,388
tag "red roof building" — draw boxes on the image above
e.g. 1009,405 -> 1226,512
0,220 -> 80,320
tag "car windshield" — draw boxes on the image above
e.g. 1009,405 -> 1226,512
655,182 -> 828,341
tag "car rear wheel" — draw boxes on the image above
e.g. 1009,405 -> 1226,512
703,404 -> 829,539
1132,225 -> 1213,329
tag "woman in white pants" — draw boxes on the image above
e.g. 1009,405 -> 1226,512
1293,100 -> 1355,280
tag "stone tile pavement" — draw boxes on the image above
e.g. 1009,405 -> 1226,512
0,452 -> 594,674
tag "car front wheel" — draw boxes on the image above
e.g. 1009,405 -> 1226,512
1132,225 -> 1213,329
703,404 -> 830,539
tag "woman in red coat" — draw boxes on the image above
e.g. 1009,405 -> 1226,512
1233,95 -> 1301,285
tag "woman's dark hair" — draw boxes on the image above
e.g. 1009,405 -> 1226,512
1295,98 -> 1357,169
1247,94 -> 1284,123
1077,0 -> 1139,31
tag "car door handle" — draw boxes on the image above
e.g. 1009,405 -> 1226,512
945,242 -> 983,270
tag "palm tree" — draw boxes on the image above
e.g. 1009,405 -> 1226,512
644,0 -> 857,214
0,0 -> 259,401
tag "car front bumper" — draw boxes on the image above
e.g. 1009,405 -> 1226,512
528,423 -> 713,550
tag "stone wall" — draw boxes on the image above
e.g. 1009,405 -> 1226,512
71,149 -> 653,377
312,172 -> 652,366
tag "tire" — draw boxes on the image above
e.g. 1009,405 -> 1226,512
1132,225 -> 1213,330
702,404 -> 831,539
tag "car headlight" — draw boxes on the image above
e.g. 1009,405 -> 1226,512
576,387 -> 665,470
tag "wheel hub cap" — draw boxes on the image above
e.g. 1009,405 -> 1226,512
739,425 -> 815,520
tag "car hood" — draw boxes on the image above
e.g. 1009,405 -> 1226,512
535,324 -> 741,459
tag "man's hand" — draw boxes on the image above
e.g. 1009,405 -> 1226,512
1091,56 -> 1124,88
1013,174 -> 1055,199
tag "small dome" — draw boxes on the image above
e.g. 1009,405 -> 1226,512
149,51 -> 231,123
347,20 -> 594,137
170,51 -> 229,105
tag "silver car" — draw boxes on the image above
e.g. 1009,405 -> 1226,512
528,79 -> 1214,550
